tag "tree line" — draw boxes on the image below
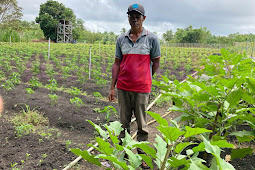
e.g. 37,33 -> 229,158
1,0 -> 254,45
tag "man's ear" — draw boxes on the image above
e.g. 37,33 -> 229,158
143,16 -> 146,21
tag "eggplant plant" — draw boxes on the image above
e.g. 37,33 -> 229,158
155,49 -> 255,160
71,117 -> 235,170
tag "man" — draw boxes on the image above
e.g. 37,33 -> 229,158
108,3 -> 160,169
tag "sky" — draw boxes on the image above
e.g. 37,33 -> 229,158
17,0 -> 255,37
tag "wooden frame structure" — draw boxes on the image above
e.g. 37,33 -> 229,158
57,19 -> 73,43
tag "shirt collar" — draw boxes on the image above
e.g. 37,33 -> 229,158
125,27 -> 147,37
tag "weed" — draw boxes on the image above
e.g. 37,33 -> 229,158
93,92 -> 102,103
48,94 -> 58,105
66,140 -> 72,151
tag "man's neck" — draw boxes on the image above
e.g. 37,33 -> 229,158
130,27 -> 143,36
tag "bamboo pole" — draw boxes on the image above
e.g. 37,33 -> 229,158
48,38 -> 51,60
89,45 -> 92,79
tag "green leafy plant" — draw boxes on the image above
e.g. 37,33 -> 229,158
28,77 -> 42,89
93,92 -> 103,103
11,104 -> 49,137
154,49 -> 255,159
71,119 -> 235,170
26,88 -> 35,99
48,94 -> 58,105
45,78 -> 58,93
67,86 -> 82,96
38,153 -> 48,166
66,140 -> 72,151
70,97 -> 84,107
98,105 -> 117,123
15,123 -> 33,138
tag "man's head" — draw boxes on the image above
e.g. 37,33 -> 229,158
127,4 -> 146,29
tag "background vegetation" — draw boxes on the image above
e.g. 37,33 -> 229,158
0,0 -> 255,45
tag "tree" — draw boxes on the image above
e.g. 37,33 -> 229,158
174,25 -> 212,43
162,30 -> 174,42
35,0 -> 76,42
0,0 -> 22,28
121,28 -> 126,34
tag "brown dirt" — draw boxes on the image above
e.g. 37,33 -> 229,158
0,57 -> 254,170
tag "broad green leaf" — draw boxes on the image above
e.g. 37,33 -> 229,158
192,93 -> 210,102
168,105 -> 188,114
236,135 -> 254,142
96,137 -> 114,155
231,148 -> 253,159
188,160 -> 202,170
108,133 -> 119,144
226,88 -> 244,108
194,118 -> 210,128
153,135 -> 167,168
139,154 -> 153,169
186,149 -> 194,156
168,157 -> 189,168
211,140 -> 233,148
133,143 -> 156,158
71,148 -> 101,166
146,111 -> 168,126
201,135 -> 235,170
105,121 -> 123,136
184,126 -> 212,138
242,92 -> 255,104
175,142 -> 196,154
192,143 -> 205,153
123,147 -> 141,169
157,126 -> 185,142
97,155 -> 129,170
205,86 -> 220,97
229,131 -> 254,137
122,130 -> 139,149
247,78 -> 255,92
87,120 -> 108,139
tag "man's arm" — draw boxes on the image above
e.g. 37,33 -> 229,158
109,58 -> 121,102
152,57 -> 160,76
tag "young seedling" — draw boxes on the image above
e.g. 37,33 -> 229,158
70,97 -> 84,107
93,92 -> 102,103
26,88 -> 35,99
48,94 -> 58,105
66,140 -> 72,151
98,105 -> 117,123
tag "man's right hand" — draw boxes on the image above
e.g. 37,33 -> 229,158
108,89 -> 116,102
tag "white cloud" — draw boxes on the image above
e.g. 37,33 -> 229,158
17,0 -> 255,36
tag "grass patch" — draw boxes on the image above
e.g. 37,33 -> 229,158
10,104 -> 54,138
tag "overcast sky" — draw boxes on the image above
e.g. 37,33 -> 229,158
18,0 -> 255,37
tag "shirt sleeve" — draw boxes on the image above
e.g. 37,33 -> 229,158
150,36 -> 161,59
115,37 -> 122,59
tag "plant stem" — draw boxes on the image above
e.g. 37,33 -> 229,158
203,103 -> 222,160
161,143 -> 172,170
209,103 -> 222,140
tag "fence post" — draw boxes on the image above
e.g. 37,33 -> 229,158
89,45 -> 92,80
165,42 -> 168,65
48,38 -> 51,60
99,41 -> 100,54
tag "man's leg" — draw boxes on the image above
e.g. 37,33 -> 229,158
133,92 -> 150,154
117,89 -> 132,141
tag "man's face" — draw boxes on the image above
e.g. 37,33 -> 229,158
128,12 -> 146,29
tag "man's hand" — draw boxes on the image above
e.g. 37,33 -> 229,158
108,89 -> 116,102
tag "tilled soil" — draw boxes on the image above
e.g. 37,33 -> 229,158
0,81 -> 254,170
